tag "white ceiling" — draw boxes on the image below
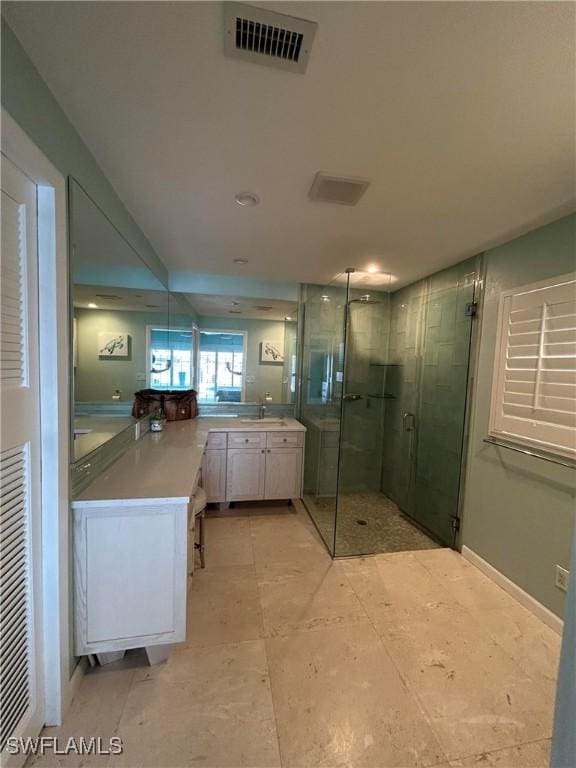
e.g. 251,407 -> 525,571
5,1 -> 575,289
74,285 -> 169,313
186,293 -> 297,321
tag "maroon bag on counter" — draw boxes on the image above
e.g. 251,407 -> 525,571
132,389 -> 198,421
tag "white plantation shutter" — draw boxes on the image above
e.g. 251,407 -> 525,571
490,274 -> 576,459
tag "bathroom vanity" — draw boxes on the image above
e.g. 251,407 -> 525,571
72,416 -> 305,661
203,420 -> 305,504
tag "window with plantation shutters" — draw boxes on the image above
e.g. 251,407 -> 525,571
489,273 -> 576,459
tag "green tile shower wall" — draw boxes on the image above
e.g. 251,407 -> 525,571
462,214 -> 576,619
381,258 -> 476,544
338,293 -> 391,494
1,19 -> 168,286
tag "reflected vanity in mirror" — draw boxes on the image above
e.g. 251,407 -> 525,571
70,179 -> 173,462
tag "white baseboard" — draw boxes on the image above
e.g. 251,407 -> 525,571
461,545 -> 564,636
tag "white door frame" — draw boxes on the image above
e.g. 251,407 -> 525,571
2,109 -> 71,726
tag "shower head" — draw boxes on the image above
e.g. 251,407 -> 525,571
348,294 -> 383,305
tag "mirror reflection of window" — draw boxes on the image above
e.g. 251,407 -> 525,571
198,331 -> 246,403
148,327 -> 195,390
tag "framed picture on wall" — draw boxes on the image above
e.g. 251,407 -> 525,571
98,332 -> 131,360
260,340 -> 284,363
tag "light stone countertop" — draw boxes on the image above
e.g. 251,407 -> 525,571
72,416 -> 306,506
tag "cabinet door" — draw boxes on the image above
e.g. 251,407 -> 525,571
74,502 -> 188,655
203,449 -> 227,502
264,448 -> 303,500
226,449 -> 266,501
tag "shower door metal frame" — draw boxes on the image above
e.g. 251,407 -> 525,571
452,253 -> 485,549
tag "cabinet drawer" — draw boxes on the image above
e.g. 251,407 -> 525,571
267,431 -> 304,448
206,431 -> 227,449
228,431 -> 266,449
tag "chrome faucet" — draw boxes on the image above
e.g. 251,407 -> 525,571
258,392 -> 272,419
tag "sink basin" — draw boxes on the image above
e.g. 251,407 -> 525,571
240,419 -> 287,426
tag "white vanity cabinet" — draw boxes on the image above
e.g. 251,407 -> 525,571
71,418 -> 305,663
73,498 -> 189,656
264,447 -> 303,499
202,431 -> 227,503
204,428 -> 305,503
227,448 -> 266,500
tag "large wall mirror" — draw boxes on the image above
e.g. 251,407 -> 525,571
70,178 -> 299,463
70,179 -> 175,461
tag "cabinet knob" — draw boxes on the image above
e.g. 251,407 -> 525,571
283,438 -> 287,442
245,438 -> 249,443
261,449 -> 265,453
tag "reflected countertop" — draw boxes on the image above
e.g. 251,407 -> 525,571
73,415 -> 136,462
72,416 -> 305,506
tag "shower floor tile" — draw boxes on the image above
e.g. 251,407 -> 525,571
305,491 -> 441,556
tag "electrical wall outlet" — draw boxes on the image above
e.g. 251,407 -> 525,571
555,565 -> 570,593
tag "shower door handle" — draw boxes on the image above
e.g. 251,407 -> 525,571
402,412 -> 416,432
343,393 -> 363,402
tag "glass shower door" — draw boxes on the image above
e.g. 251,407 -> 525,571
406,278 -> 476,544
335,291 -> 391,555
300,283 -> 347,555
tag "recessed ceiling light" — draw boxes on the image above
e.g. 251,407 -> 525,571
233,258 -> 249,265
88,302 -> 98,309
234,191 -> 260,207
285,316 -> 293,321
321,295 -> 330,302
366,264 -> 379,274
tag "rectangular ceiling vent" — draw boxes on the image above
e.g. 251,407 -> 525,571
309,172 -> 371,206
224,3 -> 317,75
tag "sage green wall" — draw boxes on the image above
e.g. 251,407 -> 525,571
462,214 -> 576,618
199,316 -> 287,403
1,19 -> 168,286
74,309 -> 192,402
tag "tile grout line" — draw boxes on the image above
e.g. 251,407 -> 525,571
339,557 -> 453,766
248,511 -> 285,768
98,667 -> 138,768
444,735 -> 553,766
342,552 -> 556,764
414,552 -> 561,691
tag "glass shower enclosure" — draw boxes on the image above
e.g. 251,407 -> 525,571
300,260 -> 478,557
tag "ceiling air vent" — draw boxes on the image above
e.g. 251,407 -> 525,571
309,172 -> 371,206
224,3 -> 317,75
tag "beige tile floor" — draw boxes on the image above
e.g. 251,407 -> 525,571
28,503 -> 560,768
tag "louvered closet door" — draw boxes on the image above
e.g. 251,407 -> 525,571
1,155 -> 43,766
